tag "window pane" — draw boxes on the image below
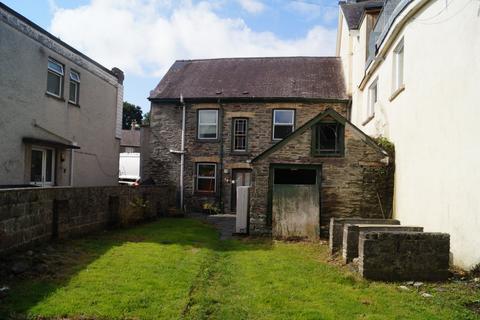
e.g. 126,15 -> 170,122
47,72 -> 61,96
234,136 -> 246,150
233,119 -> 247,151
70,70 -> 80,82
197,178 -> 215,192
273,125 -> 293,139
398,48 -> 404,86
318,123 -> 338,151
48,59 -> 63,75
69,82 -> 77,102
199,110 -> 218,124
274,110 -> 294,124
199,124 -> 217,139
45,150 -> 53,182
198,164 -> 216,177
31,150 -> 43,182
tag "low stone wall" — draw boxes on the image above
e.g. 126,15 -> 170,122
329,217 -> 400,255
0,186 -> 175,256
342,225 -> 423,263
359,231 -> 450,281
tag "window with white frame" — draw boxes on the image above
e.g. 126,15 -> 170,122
47,58 -> 64,97
196,163 -> 216,193
393,39 -> 404,92
367,79 -> 378,120
198,110 -> 218,139
273,109 -> 295,140
232,118 -> 248,152
30,147 -> 55,186
69,70 -> 80,104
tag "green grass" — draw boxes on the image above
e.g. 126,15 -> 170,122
1,218 -> 479,319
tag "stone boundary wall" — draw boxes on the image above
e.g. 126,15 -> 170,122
0,186 -> 175,256
359,231 -> 450,281
342,225 -> 423,263
329,217 -> 400,255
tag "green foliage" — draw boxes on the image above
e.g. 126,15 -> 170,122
142,111 -> 151,126
1,219 -> 479,320
202,201 -> 221,215
122,101 -> 143,130
374,136 -> 395,157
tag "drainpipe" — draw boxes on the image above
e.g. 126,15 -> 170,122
70,149 -> 75,186
180,94 -> 186,212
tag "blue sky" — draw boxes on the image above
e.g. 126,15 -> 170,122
3,0 -> 339,113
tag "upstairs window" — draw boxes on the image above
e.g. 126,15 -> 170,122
366,79 -> 378,122
393,39 -> 404,92
47,58 -> 64,97
273,109 -> 295,140
198,110 -> 218,139
69,70 -> 80,104
232,118 -> 248,152
313,122 -> 344,156
196,163 -> 216,193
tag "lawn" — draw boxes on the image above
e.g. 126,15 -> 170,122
1,218 -> 479,319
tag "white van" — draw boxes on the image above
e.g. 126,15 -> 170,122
119,153 -> 140,185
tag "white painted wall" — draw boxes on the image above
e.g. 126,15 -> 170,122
337,0 -> 480,269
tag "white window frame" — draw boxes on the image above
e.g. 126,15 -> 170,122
367,79 -> 378,121
392,39 -> 404,93
272,109 -> 295,141
196,163 -> 217,193
69,70 -> 80,104
197,110 -> 219,140
30,146 -> 55,187
232,118 -> 248,152
47,58 -> 64,97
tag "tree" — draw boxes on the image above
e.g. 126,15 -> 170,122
143,111 -> 151,126
122,102 -> 143,130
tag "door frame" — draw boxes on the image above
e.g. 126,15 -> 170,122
231,169 -> 252,211
267,163 -> 322,229
30,146 -> 56,187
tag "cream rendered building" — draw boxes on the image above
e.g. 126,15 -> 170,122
336,0 -> 480,269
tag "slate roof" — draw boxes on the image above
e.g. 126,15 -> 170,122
121,130 -> 141,147
149,57 -> 349,102
340,0 -> 384,30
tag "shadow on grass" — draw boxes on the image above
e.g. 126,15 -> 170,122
0,217 -> 272,319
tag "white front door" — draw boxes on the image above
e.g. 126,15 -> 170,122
30,147 -> 55,186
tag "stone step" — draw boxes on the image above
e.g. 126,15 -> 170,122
342,224 -> 424,263
329,217 -> 400,255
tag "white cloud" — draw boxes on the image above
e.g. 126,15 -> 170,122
288,1 -> 338,23
50,0 -> 336,77
237,0 -> 265,14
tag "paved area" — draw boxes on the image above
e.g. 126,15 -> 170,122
188,212 -> 236,240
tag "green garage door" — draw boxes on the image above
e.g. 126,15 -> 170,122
272,167 -> 320,240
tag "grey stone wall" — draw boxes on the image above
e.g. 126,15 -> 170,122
250,122 -> 394,235
329,218 -> 400,254
144,101 -> 347,212
359,231 -> 450,281
342,224 -> 423,263
0,186 -> 175,256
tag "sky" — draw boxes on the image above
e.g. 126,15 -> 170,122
3,0 -> 340,113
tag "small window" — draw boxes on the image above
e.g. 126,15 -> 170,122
47,58 -> 64,97
69,70 -> 80,104
196,163 -> 216,193
232,118 -> 248,152
273,109 -> 295,140
313,122 -> 344,156
393,39 -> 404,92
198,110 -> 218,139
367,80 -> 378,120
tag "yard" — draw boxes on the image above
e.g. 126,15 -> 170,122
1,218 -> 479,319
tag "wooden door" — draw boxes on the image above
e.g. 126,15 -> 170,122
231,169 -> 251,211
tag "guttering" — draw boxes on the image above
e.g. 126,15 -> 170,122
148,96 -> 351,105
359,0 -> 431,90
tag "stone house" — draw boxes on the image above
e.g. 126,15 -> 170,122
144,57 -> 393,237
0,3 -> 124,187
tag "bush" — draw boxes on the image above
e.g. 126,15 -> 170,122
119,196 -> 150,226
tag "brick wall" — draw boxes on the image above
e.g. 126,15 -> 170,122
0,186 -> 174,255
145,101 -> 347,212
250,121 -> 393,235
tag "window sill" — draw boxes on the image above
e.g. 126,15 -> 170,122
312,153 -> 344,158
389,85 -> 405,102
196,138 -> 220,143
362,114 -> 374,126
45,92 -> 65,101
68,101 -> 80,108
